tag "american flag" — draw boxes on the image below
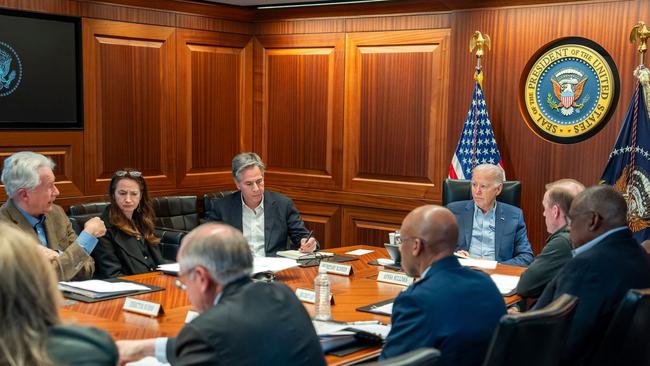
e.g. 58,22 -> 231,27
449,80 -> 504,179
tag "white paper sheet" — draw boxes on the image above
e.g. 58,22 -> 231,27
345,249 -> 374,256
59,280 -> 150,293
157,263 -> 180,274
490,274 -> 520,295
349,323 -> 392,339
372,302 -> 394,316
126,356 -> 169,366
253,256 -> 298,273
458,258 -> 498,270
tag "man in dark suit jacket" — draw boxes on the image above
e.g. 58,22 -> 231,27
206,152 -> 317,256
381,205 -> 506,366
117,223 -> 326,366
0,151 -> 106,280
534,186 -> 650,365
517,179 -> 584,298
447,164 -> 533,266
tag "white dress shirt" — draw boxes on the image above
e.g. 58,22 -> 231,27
241,195 -> 265,257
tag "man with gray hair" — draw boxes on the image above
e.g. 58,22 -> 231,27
116,223 -> 325,365
447,163 -> 533,266
206,152 -> 317,256
0,151 -> 106,280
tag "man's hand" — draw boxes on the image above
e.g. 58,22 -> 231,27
299,237 -> 318,253
83,217 -> 106,238
117,339 -> 156,366
454,250 -> 470,258
37,245 -> 59,261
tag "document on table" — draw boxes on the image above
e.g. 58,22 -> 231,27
157,257 -> 297,276
276,250 -> 334,260
59,280 -> 150,293
345,249 -> 374,256
490,274 -> 520,295
126,357 -> 169,366
253,256 -> 298,273
458,258 -> 498,270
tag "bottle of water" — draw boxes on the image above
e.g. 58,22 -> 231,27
314,267 -> 331,321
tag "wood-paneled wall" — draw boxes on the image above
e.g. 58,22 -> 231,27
1,0 -> 646,253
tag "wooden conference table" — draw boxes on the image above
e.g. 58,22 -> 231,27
60,245 -> 525,365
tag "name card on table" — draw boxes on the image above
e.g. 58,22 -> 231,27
319,261 -> 353,276
295,288 -> 334,304
123,297 -> 164,317
377,270 -> 414,287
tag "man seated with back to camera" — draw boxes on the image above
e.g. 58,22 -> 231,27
116,223 -> 325,366
533,185 -> 650,365
0,151 -> 106,280
206,152 -> 318,256
447,163 -> 533,266
381,205 -> 506,366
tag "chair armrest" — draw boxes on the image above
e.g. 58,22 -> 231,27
155,227 -> 187,245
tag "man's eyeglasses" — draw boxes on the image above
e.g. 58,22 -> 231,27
174,267 -> 196,291
115,170 -> 142,178
297,252 -> 331,267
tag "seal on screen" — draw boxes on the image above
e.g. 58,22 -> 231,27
520,37 -> 619,144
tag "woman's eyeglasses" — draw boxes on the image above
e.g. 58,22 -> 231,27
115,170 -> 142,178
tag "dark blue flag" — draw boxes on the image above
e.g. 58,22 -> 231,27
601,69 -> 650,242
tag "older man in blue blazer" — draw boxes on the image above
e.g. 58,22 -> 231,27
447,164 -> 533,266
381,205 -> 506,365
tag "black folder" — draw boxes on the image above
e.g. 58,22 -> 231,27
356,298 -> 395,316
60,278 -> 164,303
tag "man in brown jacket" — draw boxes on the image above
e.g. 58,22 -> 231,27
0,151 -> 106,280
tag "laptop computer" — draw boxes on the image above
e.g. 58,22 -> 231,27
383,243 -> 402,271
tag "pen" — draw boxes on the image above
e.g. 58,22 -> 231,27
301,230 -> 314,252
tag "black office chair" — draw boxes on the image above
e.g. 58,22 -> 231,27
203,190 -> 236,222
442,178 -> 522,208
590,288 -> 650,365
151,196 -> 199,260
68,202 -> 110,235
482,293 -> 578,366
361,348 -> 440,366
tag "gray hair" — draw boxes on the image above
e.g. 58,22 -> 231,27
179,223 -> 253,285
472,163 -> 505,185
1,152 -> 55,198
232,152 -> 265,182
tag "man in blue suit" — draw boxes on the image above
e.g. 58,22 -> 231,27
447,164 -> 533,266
533,186 -> 650,365
380,205 -> 506,365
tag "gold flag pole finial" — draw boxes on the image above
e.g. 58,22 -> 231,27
630,21 -> 650,66
469,31 -> 491,87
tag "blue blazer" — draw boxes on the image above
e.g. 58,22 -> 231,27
381,256 -> 506,366
534,229 -> 650,365
206,190 -> 311,256
447,200 -> 533,266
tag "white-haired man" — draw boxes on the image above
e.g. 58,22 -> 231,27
117,223 -> 325,365
0,151 -> 106,280
447,164 -> 533,266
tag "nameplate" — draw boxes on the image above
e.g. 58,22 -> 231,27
377,270 -> 414,286
319,261 -> 352,276
185,310 -> 199,323
295,288 -> 334,304
123,297 -> 164,317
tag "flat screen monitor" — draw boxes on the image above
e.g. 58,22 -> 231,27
0,9 -> 82,129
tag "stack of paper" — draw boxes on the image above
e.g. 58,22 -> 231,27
157,257 -> 297,277
458,258 -> 498,269
58,280 -> 150,299
490,274 -> 520,295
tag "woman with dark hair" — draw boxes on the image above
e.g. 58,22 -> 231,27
92,169 -> 167,278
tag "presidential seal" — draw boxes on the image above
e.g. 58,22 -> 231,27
0,41 -> 22,97
520,37 -> 619,144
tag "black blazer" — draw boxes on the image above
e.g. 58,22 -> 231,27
206,190 -> 311,256
91,207 -> 167,278
167,277 -> 326,366
534,228 -> 650,365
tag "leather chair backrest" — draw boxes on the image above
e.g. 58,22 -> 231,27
590,288 -> 650,365
482,293 -> 578,366
442,179 -> 522,208
68,201 -> 110,235
152,196 -> 199,231
203,190 -> 236,217
361,348 -> 440,366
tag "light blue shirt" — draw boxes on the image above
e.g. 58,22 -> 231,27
572,226 -> 628,257
154,292 -> 224,363
13,199 -> 98,255
469,202 -> 497,260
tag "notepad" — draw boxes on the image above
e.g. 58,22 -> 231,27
58,280 -> 151,299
